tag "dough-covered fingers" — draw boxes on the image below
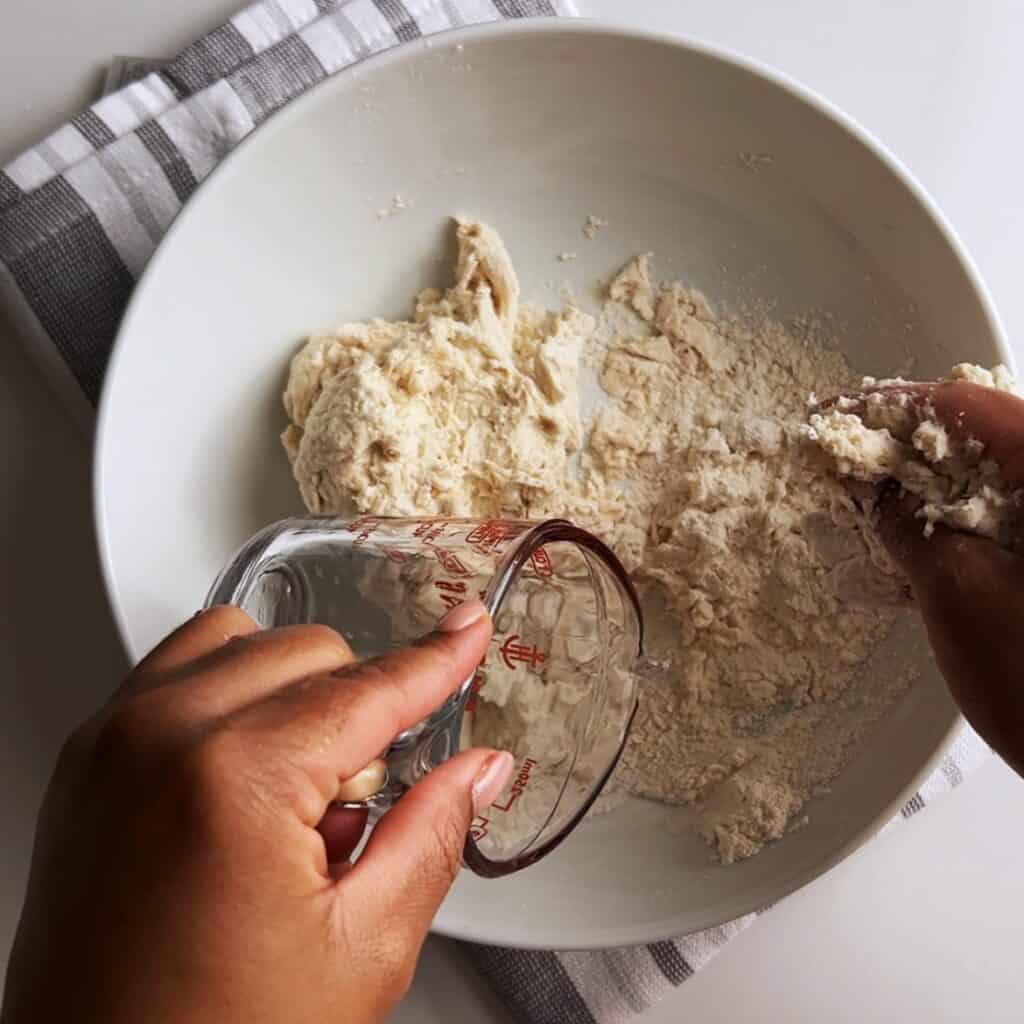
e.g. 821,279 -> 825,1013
924,380 -> 1024,488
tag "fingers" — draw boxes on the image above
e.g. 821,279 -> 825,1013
869,487 -> 1024,774
871,486 -> 942,582
924,381 -> 1024,488
98,611 -> 357,761
148,624 -> 357,720
232,601 -> 493,816
343,748 -> 514,940
891,526 -> 1024,776
869,483 -> 1008,586
821,379 -> 1024,487
131,606 -> 259,684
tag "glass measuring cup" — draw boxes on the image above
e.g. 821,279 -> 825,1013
206,516 -> 642,877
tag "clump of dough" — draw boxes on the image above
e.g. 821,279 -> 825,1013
282,219 -> 594,518
802,366 -> 1020,545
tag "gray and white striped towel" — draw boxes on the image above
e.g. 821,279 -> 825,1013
0,2 -> 990,1021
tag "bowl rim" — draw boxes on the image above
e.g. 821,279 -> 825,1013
94,16 -> 1012,949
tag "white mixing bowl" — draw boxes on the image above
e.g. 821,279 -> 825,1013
96,20 -> 1008,948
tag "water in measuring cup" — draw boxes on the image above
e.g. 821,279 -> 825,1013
213,518 -> 641,873
239,539 -> 430,658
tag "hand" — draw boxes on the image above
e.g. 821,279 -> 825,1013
867,381 -> 1024,777
2,601 -> 513,1024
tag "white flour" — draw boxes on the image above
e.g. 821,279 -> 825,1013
283,220 -> 916,863
578,255 -> 907,862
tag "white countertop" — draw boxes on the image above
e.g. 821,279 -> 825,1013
3,2 -> 1024,1020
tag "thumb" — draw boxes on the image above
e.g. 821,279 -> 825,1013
343,747 -> 514,939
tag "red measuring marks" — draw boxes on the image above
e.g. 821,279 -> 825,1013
366,543 -> 409,563
499,634 -> 546,671
434,578 -> 467,610
349,517 -> 382,545
466,520 -> 523,554
433,547 -> 473,577
411,520 -> 447,544
469,757 -> 538,840
528,547 -> 553,578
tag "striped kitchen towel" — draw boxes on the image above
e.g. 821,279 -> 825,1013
0,0 -> 575,430
0,2 -> 991,1021
467,725 -> 989,1022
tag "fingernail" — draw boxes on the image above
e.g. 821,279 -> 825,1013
471,751 -> 515,816
437,599 -> 488,633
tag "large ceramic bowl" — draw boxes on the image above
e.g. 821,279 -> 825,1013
95,20 -> 1009,948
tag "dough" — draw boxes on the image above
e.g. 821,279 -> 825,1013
283,219 -> 592,520
282,220 -> 917,864
803,364 -> 1020,544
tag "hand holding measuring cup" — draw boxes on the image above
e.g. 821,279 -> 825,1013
4,517 -> 640,1022
2,606 -> 510,1024
207,516 -> 643,876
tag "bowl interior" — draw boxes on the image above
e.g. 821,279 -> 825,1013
97,22 -> 1006,948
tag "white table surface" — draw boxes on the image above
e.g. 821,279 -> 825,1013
3,1 -> 1024,1020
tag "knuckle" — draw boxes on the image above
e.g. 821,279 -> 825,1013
219,631 -> 257,658
335,657 -> 387,686
295,622 -> 352,659
346,662 -> 407,733
338,659 -> 399,706
202,605 -> 259,635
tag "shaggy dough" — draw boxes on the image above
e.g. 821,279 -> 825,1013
803,363 -> 1020,545
283,219 -> 592,520
283,220 -> 917,864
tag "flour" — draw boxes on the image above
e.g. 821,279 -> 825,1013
578,255 -> 905,862
803,363 -> 1020,548
283,220 -> 916,864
